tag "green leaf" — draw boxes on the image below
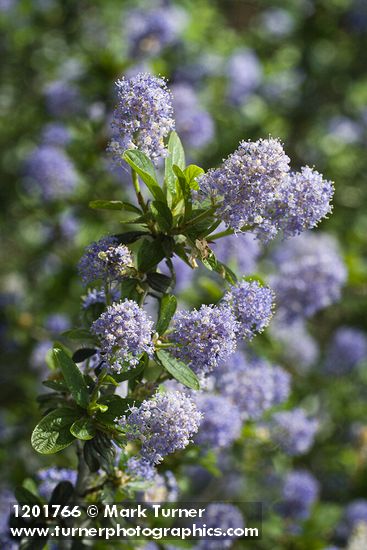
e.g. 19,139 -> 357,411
89,200 -> 141,213
120,214 -> 151,225
173,165 -> 192,216
70,417 -> 96,440
150,200 -> 173,232
84,432 -> 117,472
137,239 -> 165,272
83,440 -> 100,472
42,379 -> 68,392
156,295 -> 177,335
160,235 -> 175,256
198,247 -> 238,284
155,350 -> 200,390
217,261 -> 238,284
184,164 -> 204,190
146,272 -> 173,293
113,231 -> 149,244
49,481 -> 74,506
72,348 -> 97,363
200,248 -> 218,271
96,394 -> 131,426
31,408 -> 78,454
37,393 -> 68,411
123,149 -> 165,202
53,348 -> 90,408
173,165 -> 190,197
15,487 -> 42,506
62,328 -> 97,344
119,278 -> 139,300
45,347 -> 57,371
165,131 -> 186,193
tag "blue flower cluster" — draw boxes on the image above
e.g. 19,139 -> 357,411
78,236 -> 133,286
280,469 -> 319,520
91,300 -> 154,371
122,391 -> 202,464
82,287 -> 121,309
227,49 -> 262,104
195,503 -> 245,550
170,304 -> 238,376
270,317 -> 319,371
109,73 -> 175,164
125,5 -> 186,58
281,166 -> 334,238
271,408 -> 318,455
223,280 -> 274,340
214,352 -> 290,420
198,139 -> 333,242
324,327 -> 367,375
213,231 -> 260,275
126,456 -> 156,482
45,314 -> 70,334
344,499 -> 367,534
271,232 -> 347,322
143,471 -> 178,503
172,83 -> 214,149
194,393 -> 242,449
23,145 -> 78,201
41,123 -> 71,147
44,80 -> 81,118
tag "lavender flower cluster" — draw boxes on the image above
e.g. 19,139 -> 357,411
78,236 -> 133,286
214,352 -> 291,420
44,80 -> 81,118
213,231 -> 261,275
82,287 -> 121,309
125,5 -> 186,58
198,138 -> 333,242
271,232 -> 347,322
271,408 -> 318,455
344,499 -> 367,534
280,469 -> 319,520
23,145 -> 78,202
195,503 -> 245,550
126,456 -> 156,482
109,73 -> 175,164
170,281 -> 274,377
41,123 -> 71,147
270,317 -> 319,371
171,83 -> 214,149
169,304 -> 238,376
122,391 -> 202,464
223,280 -> 274,340
324,327 -> 367,375
227,49 -> 262,104
91,300 -> 154,372
194,393 -> 243,449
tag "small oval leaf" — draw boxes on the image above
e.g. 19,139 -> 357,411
70,417 -> 96,441
31,408 -> 78,455
156,295 -> 177,335
53,348 -> 90,408
155,350 -> 200,390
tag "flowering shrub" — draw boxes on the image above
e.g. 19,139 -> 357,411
2,69 -> 340,547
